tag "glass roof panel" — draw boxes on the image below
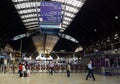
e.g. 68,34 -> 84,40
65,5 -> 75,12
68,8 -> 78,13
63,21 -> 69,25
72,0 -> 83,7
64,12 -> 75,17
28,27 -> 39,30
18,9 -> 40,14
21,14 -> 37,19
63,17 -> 72,21
62,24 -> 67,28
12,0 -> 28,2
25,22 -> 38,25
23,18 -> 38,22
58,33 -> 79,43
15,2 -> 40,9
26,25 -> 38,28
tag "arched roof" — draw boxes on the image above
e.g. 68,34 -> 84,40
0,0 -> 120,57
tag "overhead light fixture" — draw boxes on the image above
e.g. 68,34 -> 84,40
115,16 -> 118,19
94,29 -> 97,32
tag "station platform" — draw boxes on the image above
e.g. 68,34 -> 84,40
0,73 -> 119,84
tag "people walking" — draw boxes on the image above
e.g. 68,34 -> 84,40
86,60 -> 96,81
19,63 -> 23,78
25,62 -> 31,77
66,63 -> 71,77
49,61 -> 54,75
22,64 -> 26,77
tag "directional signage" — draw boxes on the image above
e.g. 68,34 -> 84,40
40,2 -> 62,34
40,2 -> 62,25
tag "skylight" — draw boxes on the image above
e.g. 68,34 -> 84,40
25,22 -> 38,26
15,2 -> 40,9
58,33 -> 79,43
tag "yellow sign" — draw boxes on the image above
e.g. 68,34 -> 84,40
15,52 -> 21,57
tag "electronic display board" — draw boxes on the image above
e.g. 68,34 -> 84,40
40,2 -> 62,34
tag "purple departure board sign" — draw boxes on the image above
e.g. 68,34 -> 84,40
40,2 -> 62,25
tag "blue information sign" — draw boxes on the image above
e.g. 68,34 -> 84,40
40,2 -> 62,25
40,2 -> 62,34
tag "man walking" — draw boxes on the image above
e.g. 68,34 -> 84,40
86,60 -> 96,81
49,61 -> 54,75
67,63 -> 71,77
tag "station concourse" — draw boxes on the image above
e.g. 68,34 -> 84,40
0,0 -> 120,84
0,73 -> 120,84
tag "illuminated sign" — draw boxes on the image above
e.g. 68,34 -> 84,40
40,2 -> 62,25
40,2 -> 62,34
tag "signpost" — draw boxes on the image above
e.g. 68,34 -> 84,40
40,2 -> 62,34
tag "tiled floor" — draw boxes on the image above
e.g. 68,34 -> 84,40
0,72 -> 119,84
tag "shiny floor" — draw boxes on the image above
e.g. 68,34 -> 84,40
0,72 -> 119,84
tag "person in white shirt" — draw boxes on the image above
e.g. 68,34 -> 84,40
86,60 -> 96,81
49,61 -> 54,75
66,63 -> 71,77
22,64 -> 26,77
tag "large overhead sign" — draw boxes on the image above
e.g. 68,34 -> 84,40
40,2 -> 62,34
